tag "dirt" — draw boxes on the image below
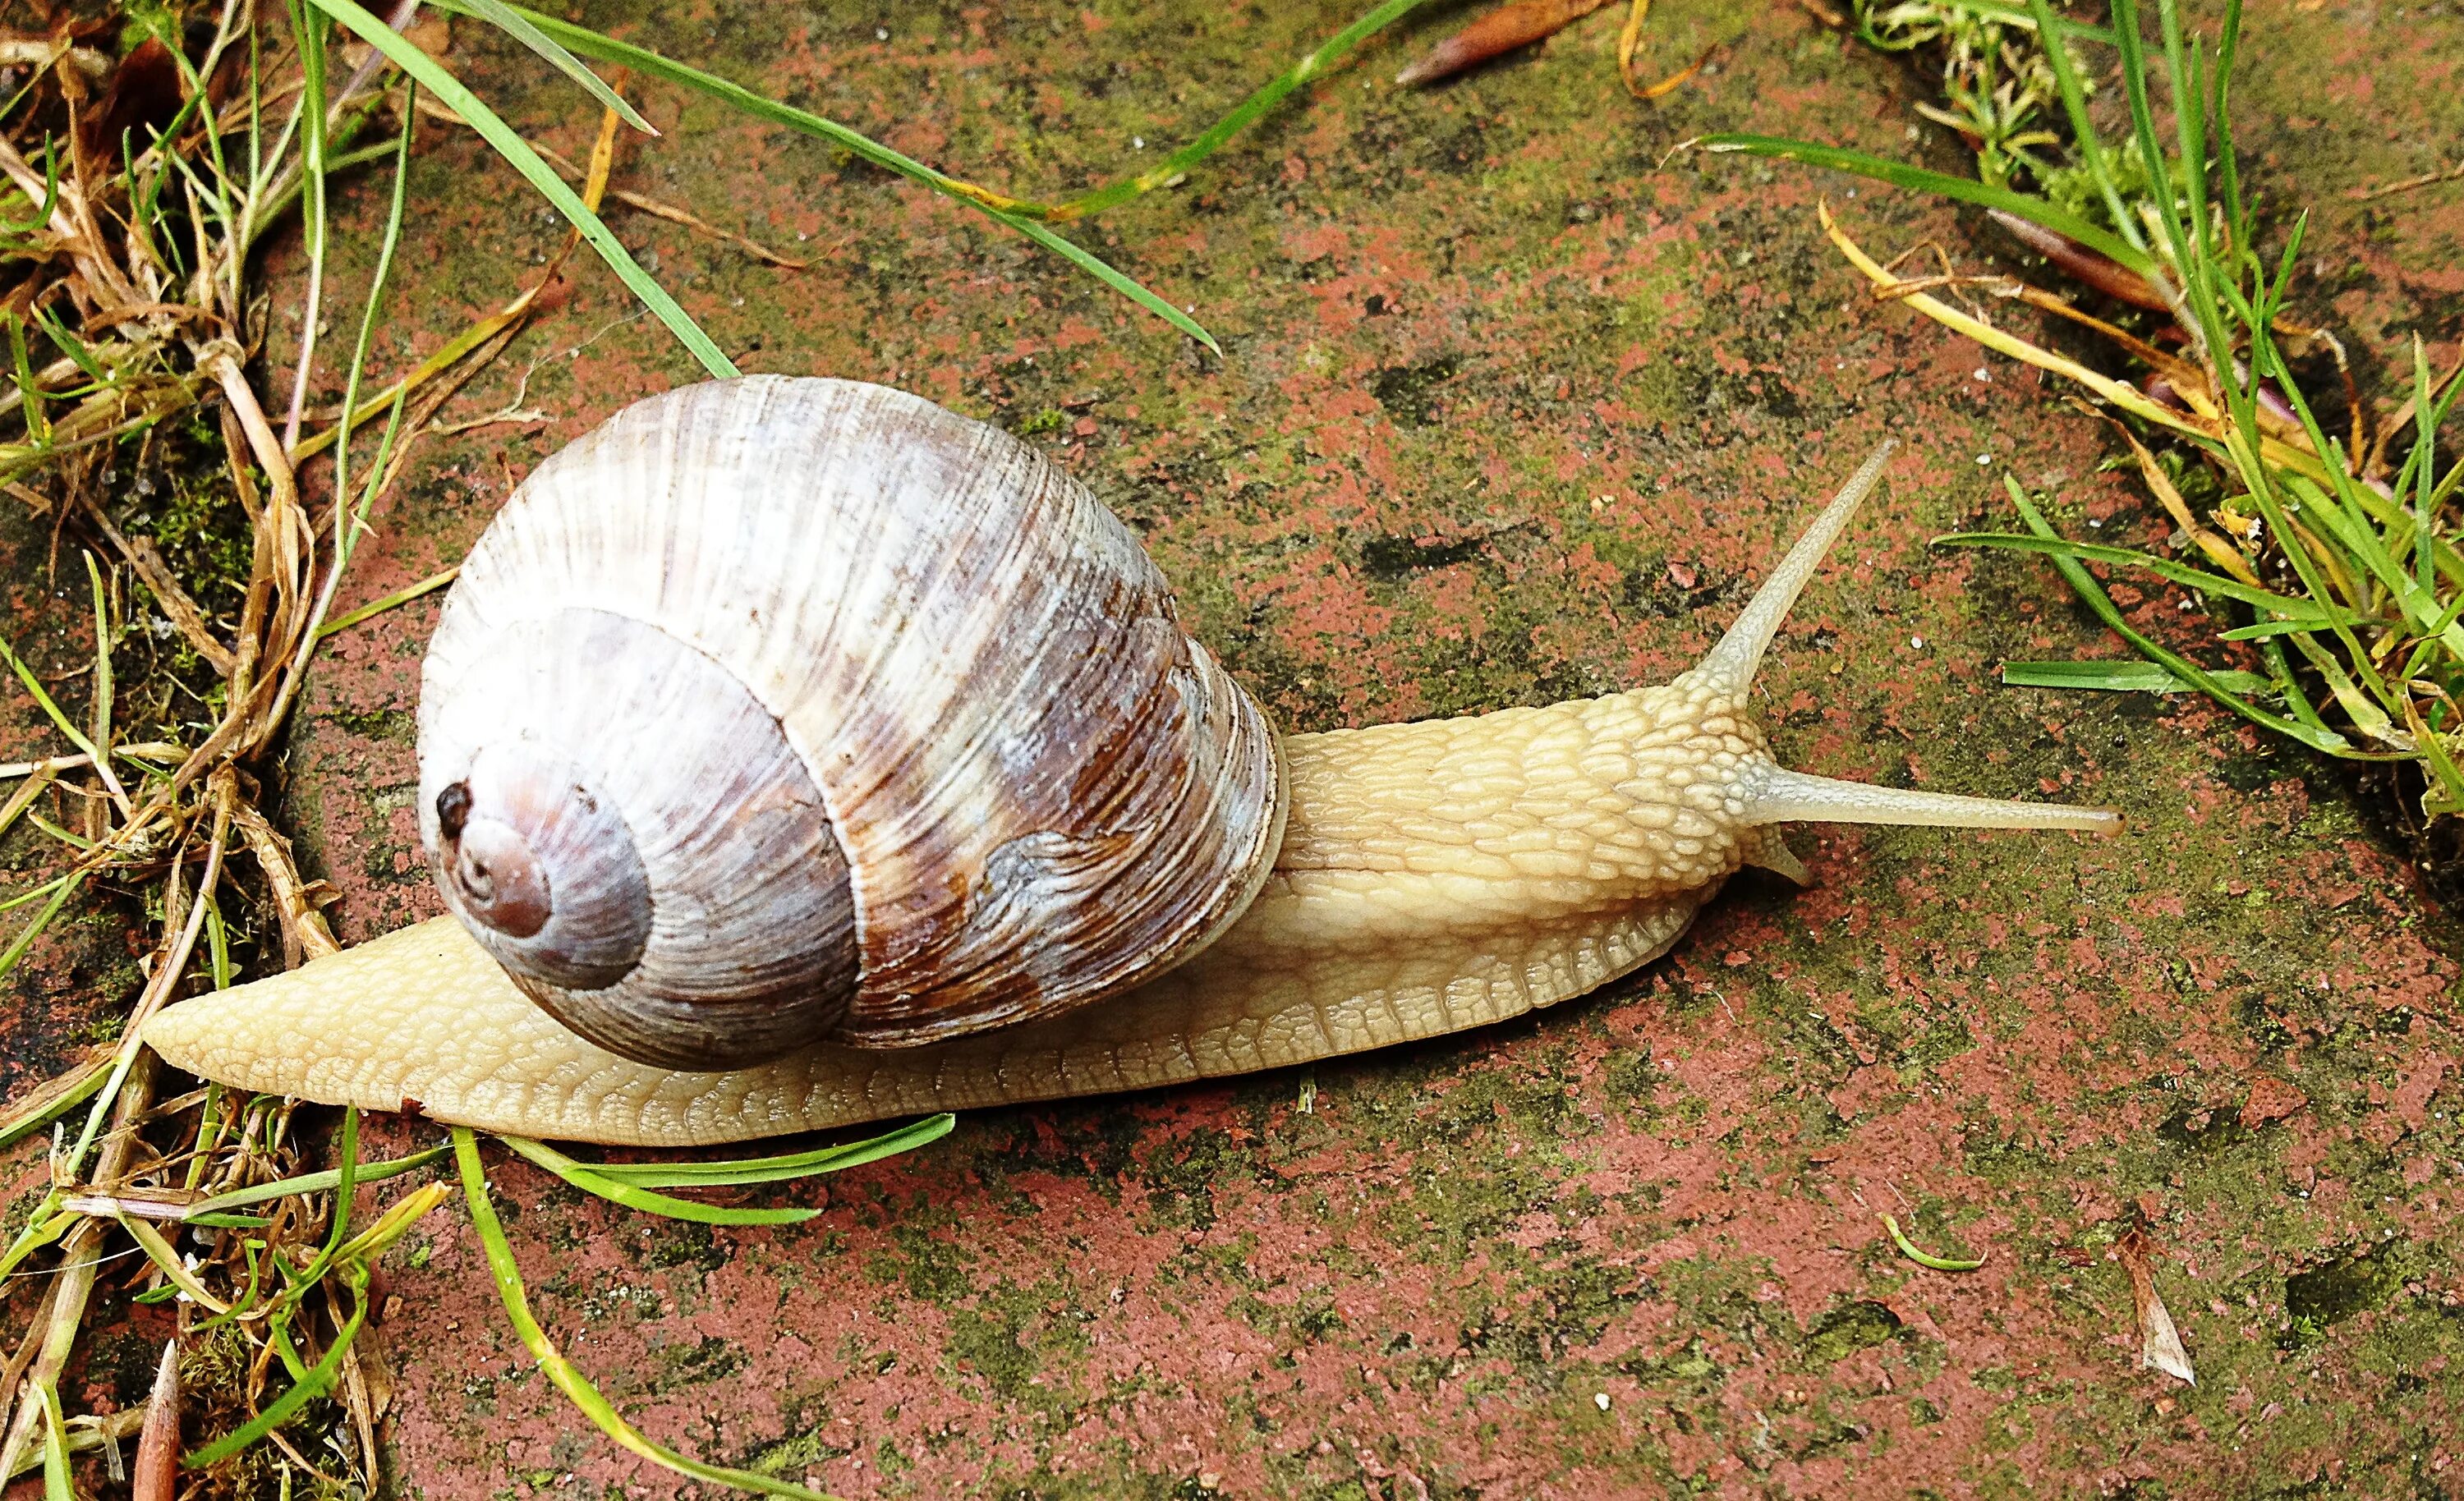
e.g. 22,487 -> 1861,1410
5,0 -> 2463,1496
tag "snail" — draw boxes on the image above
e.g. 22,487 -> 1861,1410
140,376 -> 2117,1146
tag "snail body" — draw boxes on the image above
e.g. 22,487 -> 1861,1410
143,378 -> 2116,1146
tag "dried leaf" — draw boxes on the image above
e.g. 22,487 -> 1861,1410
2116,1228 -> 2195,1384
1617,0 -> 1714,99
1395,0 -> 1610,87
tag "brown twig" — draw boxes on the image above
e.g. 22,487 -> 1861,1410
233,799 -> 341,963
2348,159 -> 2464,202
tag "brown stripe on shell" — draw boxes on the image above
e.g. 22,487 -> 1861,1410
421,377 -> 1284,1057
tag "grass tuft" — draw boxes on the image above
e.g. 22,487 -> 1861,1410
1720,0 -> 2463,837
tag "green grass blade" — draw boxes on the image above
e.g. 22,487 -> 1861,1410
453,1130 -> 851,1500
186,1143 -> 451,1216
1998,477 -> 2354,754
37,1383 -> 71,1501
315,565 -> 457,640
2219,617 -> 2370,641
0,1197 -> 69,1283
1048,0 -> 1435,221
455,0 -> 656,134
1700,133 -> 2157,277
991,211 -> 1220,353
0,1053 -> 110,1150
2209,0 -> 2246,259
0,635 -> 104,764
499,1135 -> 823,1225
576,1113 -> 955,1189
1934,531 -> 2349,619
2022,0 -> 2142,254
301,0 -> 737,379
462,2 -> 1218,349
329,90 -> 416,562
2001,659 -> 2269,694
0,873 -> 83,987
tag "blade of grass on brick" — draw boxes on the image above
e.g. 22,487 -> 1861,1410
1933,531 -> 2351,620
2002,475 -> 2356,754
988,210 -> 1220,352
315,566 -> 458,640
0,1201 -> 70,1282
301,0 -> 736,381
0,637 -> 103,768
464,3 -> 1220,351
2158,0 -> 2213,275
2017,0 -> 2136,239
0,1053 -> 109,1151
285,0 -> 335,453
578,1113 -> 955,1189
37,1384 -> 69,1501
0,874 -> 83,988
2209,0 -> 2247,259
327,96 -> 416,551
453,1129 -> 851,1501
280,1106 -> 363,1298
1040,0 -> 1437,223
1703,134 -> 2156,279
455,0 -> 655,135
2001,659 -> 2271,694
186,1144 -> 451,1218
499,1136 -> 824,1225
0,873 -> 75,914
2219,617 -> 2380,642
294,296 -> 532,462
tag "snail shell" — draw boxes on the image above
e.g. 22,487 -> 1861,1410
417,377 -> 1285,1070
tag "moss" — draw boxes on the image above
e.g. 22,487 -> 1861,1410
1803,1300 -> 1904,1366
2282,1245 -> 2408,1340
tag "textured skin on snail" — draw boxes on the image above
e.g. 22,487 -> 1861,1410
140,386 -> 2118,1145
413,378 -> 1283,1067
141,686 -> 1747,1145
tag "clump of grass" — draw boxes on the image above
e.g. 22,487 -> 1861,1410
0,1 -> 1446,1494
1708,0 -> 2462,864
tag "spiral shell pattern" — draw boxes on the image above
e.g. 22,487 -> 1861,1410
416,377 -> 1285,1068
